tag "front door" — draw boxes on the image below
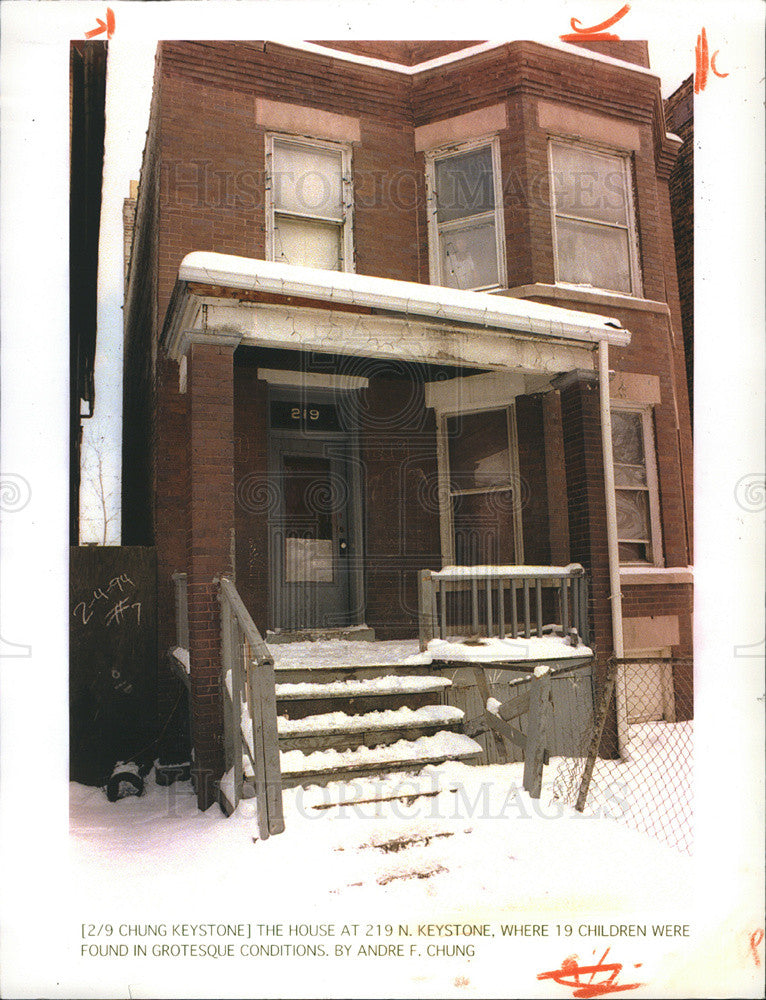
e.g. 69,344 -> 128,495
268,397 -> 360,631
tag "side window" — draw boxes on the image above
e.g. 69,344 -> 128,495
444,406 -> 523,565
266,135 -> 353,272
611,405 -> 662,564
549,141 -> 641,295
426,138 -> 507,291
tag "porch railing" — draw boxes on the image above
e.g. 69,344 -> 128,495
218,576 -> 284,839
417,564 -> 590,653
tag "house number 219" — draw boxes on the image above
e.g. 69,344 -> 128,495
291,407 -> 320,421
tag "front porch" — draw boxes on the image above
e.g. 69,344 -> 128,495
159,253 -> 631,811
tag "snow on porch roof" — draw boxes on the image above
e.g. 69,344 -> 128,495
174,252 -> 630,348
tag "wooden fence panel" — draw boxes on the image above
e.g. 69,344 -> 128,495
442,662 -> 594,765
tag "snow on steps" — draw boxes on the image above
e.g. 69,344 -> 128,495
279,731 -> 483,788
278,704 -> 465,753
279,703 -> 464,736
275,674 -> 451,700
269,644 -> 483,788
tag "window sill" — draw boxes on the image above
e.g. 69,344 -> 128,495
499,283 -> 672,317
620,566 -> 694,586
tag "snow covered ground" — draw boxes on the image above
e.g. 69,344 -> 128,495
62,752 -> 715,999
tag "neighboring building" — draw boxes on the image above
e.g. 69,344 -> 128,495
122,40 -> 694,808
70,39 -> 107,544
665,75 -> 694,415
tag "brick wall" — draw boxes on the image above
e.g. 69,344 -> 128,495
185,342 -> 236,807
665,76 -> 694,413
233,359 -> 270,633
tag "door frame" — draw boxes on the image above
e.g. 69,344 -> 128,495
266,385 -> 365,631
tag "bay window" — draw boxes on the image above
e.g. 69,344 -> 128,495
426,138 -> 507,291
549,140 -> 641,295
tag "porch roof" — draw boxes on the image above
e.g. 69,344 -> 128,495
163,253 -> 631,373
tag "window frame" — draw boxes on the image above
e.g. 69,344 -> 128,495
548,138 -> 642,297
436,402 -> 524,566
265,133 -> 355,273
610,401 -> 663,566
425,135 -> 508,292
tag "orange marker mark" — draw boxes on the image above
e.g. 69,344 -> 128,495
751,929 -> 765,967
538,947 -> 643,998
560,4 -> 631,42
711,50 -> 729,78
85,7 -> 115,40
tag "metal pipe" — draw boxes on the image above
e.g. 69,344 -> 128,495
598,340 -> 628,757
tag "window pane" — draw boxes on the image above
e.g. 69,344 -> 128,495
551,144 -> 628,226
619,541 -> 647,562
452,490 -> 516,566
614,464 -> 648,488
274,216 -> 342,270
555,218 -> 632,293
447,410 -> 510,491
273,141 -> 343,220
440,220 -> 499,290
435,146 -> 495,223
616,489 -> 650,542
612,410 -> 646,465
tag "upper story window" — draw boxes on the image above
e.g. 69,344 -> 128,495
611,404 -> 662,564
266,135 -> 353,272
549,141 -> 641,296
426,138 -> 507,291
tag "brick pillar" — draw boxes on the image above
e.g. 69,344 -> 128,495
186,341 -> 237,809
554,369 -> 618,755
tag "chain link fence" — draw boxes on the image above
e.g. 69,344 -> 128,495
552,657 -> 694,854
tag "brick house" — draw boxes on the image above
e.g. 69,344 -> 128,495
122,40 -> 693,809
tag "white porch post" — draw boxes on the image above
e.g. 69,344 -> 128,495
598,339 -> 628,757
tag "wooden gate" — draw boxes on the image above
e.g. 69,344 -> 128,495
69,546 -> 157,785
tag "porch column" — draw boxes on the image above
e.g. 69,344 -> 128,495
553,369 -> 618,755
186,339 -> 238,809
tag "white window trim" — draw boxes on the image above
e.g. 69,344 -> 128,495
265,132 -> 355,273
436,403 -> 524,566
611,401 -> 663,567
425,135 -> 507,292
548,138 -> 642,297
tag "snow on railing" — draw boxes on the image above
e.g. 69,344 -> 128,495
218,576 -> 284,839
417,564 -> 590,652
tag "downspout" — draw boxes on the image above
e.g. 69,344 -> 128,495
597,339 -> 628,758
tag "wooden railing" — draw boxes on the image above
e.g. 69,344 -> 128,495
218,576 -> 284,838
417,564 -> 590,652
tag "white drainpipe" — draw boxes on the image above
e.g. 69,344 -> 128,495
598,340 -> 628,758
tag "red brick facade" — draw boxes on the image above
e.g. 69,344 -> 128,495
665,76 -> 694,414
122,40 -> 694,806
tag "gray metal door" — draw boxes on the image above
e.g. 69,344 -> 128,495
269,433 -> 356,630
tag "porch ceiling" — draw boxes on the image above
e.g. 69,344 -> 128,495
162,252 -> 630,376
